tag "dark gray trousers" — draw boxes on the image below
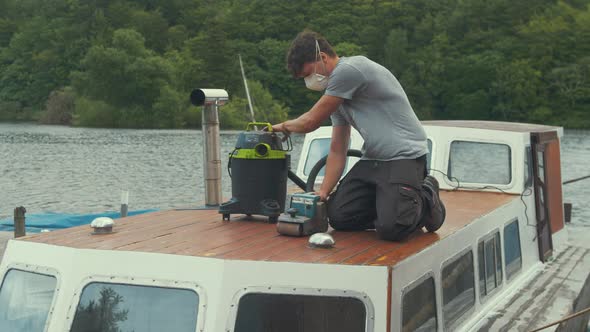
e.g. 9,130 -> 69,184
327,155 -> 427,241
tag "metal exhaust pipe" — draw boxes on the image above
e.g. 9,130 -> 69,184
190,89 -> 229,206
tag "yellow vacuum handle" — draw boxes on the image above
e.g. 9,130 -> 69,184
246,122 -> 273,132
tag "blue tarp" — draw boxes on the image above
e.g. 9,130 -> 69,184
0,209 -> 157,233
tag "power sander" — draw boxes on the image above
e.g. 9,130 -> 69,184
276,192 -> 328,237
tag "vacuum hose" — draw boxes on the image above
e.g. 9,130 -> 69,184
299,149 -> 363,192
288,170 -> 307,191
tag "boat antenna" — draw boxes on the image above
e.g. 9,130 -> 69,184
238,54 -> 256,123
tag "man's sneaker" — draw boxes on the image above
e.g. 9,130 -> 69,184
421,175 -> 446,232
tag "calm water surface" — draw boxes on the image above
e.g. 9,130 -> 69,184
0,123 -> 304,219
1,123 -> 589,225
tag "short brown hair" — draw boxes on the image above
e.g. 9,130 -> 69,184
286,30 -> 336,77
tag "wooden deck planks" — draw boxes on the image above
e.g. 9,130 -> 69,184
282,231 -> 375,264
68,211 -> 215,249
360,191 -> 514,265
316,232 -> 386,264
21,191 -> 516,267
150,220 -> 275,255
22,210 -> 181,245
264,231 -> 360,263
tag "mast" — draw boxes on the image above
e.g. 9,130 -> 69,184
238,54 -> 256,123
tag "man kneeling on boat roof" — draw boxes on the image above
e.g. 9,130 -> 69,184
271,30 -> 446,241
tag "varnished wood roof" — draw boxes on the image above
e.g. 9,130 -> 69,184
422,120 -> 560,133
20,191 -> 515,267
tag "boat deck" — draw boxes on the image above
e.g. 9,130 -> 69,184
20,191 -> 515,267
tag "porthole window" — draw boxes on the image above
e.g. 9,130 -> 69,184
234,293 -> 367,332
402,274 -> 437,332
442,250 -> 475,330
504,219 -> 522,280
70,283 -> 199,332
478,232 -> 503,299
0,269 -> 57,332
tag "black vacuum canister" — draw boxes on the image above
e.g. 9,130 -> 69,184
219,122 -> 291,223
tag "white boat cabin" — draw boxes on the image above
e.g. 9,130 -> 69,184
0,121 -> 574,332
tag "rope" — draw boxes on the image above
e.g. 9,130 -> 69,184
529,306 -> 590,332
563,174 -> 590,185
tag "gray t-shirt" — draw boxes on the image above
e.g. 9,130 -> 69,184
325,56 -> 428,161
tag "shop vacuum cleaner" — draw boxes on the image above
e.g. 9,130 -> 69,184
219,122 -> 361,237
219,122 -> 296,223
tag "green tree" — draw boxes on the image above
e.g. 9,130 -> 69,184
41,88 -> 76,125
491,60 -> 543,121
1,0 -> 590,128
548,64 -> 585,108
70,287 -> 129,332
383,28 -> 409,76
152,84 -> 190,128
72,28 -> 182,127
220,80 -> 288,129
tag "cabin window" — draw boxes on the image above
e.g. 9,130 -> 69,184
504,219 -> 522,280
234,293 -> 367,332
303,138 -> 356,178
304,138 -> 331,176
0,269 -> 57,332
442,250 -> 475,330
448,141 -> 511,185
478,232 -> 503,299
70,283 -> 199,332
402,275 -> 437,332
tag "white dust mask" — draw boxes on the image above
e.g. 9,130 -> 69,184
304,73 -> 328,91
304,40 -> 328,91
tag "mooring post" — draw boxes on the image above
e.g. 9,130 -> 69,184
14,206 -> 26,238
564,202 -> 572,223
120,190 -> 129,218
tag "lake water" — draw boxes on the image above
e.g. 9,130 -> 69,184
1,123 -> 589,226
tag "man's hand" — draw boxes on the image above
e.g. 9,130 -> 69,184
270,122 -> 290,141
271,122 -> 287,133
315,190 -> 329,202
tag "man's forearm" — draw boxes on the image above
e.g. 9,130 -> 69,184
274,95 -> 344,134
281,114 -> 318,134
319,152 -> 347,197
